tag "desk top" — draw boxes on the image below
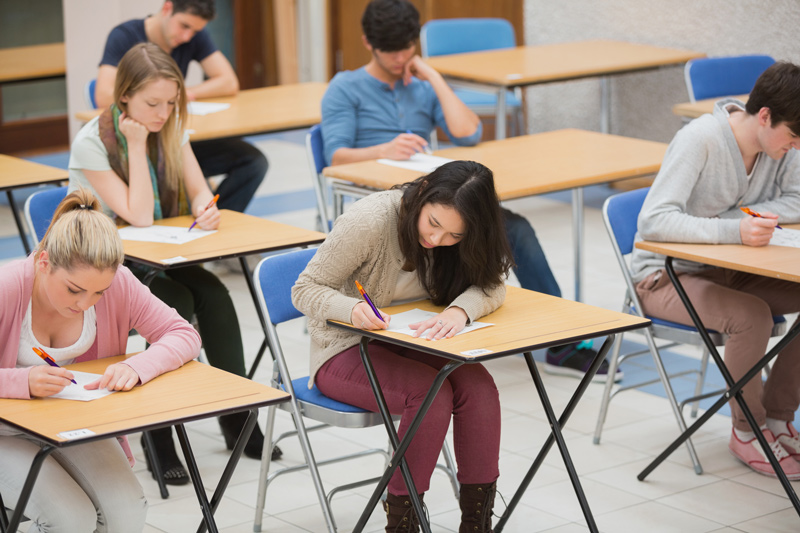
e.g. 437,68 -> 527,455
424,40 -> 704,87
75,82 -> 327,141
0,154 -> 68,191
636,231 -> 800,283
0,43 -> 66,83
672,94 -> 749,119
323,129 -> 667,200
123,210 -> 325,268
330,286 -> 649,362
0,355 -> 289,446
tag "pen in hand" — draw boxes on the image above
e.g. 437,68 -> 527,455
741,206 -> 783,229
406,129 -> 433,155
188,194 -> 220,232
354,280 -> 385,323
32,347 -> 77,385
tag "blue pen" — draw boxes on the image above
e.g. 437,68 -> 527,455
406,129 -> 433,155
32,347 -> 77,385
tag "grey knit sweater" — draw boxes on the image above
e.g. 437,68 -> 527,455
630,99 -> 800,283
292,189 -> 506,386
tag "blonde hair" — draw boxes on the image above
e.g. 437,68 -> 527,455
37,188 -> 124,271
114,42 -> 188,193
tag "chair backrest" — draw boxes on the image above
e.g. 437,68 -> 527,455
421,18 -> 515,58
24,186 -> 69,247
684,55 -> 775,102
306,124 -> 331,233
603,187 -> 650,257
84,78 -> 98,109
254,247 -> 317,327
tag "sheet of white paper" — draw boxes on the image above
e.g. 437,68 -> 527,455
377,153 -> 454,173
187,102 -> 230,115
769,228 -> 800,248
47,371 -> 116,402
118,225 -> 216,245
386,309 -> 493,338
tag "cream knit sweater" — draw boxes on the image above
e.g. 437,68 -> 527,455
292,189 -> 506,386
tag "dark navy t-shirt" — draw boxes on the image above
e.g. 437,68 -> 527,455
99,18 -> 217,77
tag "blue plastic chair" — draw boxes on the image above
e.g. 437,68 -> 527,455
24,186 -> 69,247
594,187 -> 786,475
306,125 -> 332,233
252,248 -> 458,532
684,55 -> 775,102
421,18 -> 524,136
84,78 -> 97,109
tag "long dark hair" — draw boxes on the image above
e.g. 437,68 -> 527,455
394,160 -> 514,305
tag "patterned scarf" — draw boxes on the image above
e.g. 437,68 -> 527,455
98,104 -> 188,219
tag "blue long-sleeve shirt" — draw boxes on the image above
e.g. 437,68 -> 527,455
321,67 -> 482,165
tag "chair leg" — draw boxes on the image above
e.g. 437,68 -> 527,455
593,332 -> 624,444
690,347 -> 712,418
253,403 -> 278,532
643,329 -> 704,474
440,439 -> 460,499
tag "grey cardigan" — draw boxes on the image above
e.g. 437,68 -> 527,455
630,99 -> 800,283
292,189 -> 506,386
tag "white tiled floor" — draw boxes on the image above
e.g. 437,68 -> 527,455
5,134 -> 800,532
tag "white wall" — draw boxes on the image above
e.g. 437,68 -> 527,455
522,0 -> 800,142
63,0 -> 202,140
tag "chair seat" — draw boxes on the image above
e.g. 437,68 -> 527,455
288,376 -> 369,413
454,88 -> 521,108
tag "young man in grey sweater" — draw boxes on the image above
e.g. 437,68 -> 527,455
630,62 -> 800,479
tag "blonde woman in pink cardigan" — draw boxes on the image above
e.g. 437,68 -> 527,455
0,189 -> 200,532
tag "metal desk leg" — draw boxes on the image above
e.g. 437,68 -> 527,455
572,187 -> 584,302
495,88 -> 507,140
7,190 -> 31,255
194,410 -> 257,533
353,337 -> 463,533
600,76 -> 610,134
239,256 -> 274,379
496,336 -> 616,533
6,445 -> 55,532
637,257 -> 800,517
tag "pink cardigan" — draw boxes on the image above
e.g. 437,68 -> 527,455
0,255 -> 202,462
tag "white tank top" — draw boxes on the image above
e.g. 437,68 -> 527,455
17,300 -> 98,368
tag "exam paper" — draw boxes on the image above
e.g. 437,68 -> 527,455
187,102 -> 230,115
377,153 -> 454,173
769,228 -> 800,248
118,225 -> 216,244
48,371 -> 117,402
387,309 -> 493,338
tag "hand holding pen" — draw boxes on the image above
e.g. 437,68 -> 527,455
353,280 -> 389,330
739,206 -> 780,247
741,206 -> 783,229
406,130 -> 433,154
29,347 -> 77,397
188,194 -> 220,232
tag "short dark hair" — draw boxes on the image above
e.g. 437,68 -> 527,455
745,61 -> 800,136
395,160 -> 514,306
361,0 -> 420,52
170,0 -> 215,20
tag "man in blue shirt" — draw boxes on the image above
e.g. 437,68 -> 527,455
322,0 -> 617,384
95,0 -> 267,214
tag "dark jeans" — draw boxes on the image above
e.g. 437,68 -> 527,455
502,208 -> 561,297
191,137 -> 268,213
132,265 -> 246,377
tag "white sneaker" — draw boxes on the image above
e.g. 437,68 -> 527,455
774,421 -> 800,462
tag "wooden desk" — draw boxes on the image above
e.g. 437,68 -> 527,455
75,82 -> 327,141
324,129 -> 668,301
0,43 -> 66,83
424,40 -> 705,139
0,355 -> 290,532
123,210 -> 325,379
672,94 -> 748,120
635,239 -> 800,518
331,286 -> 649,532
0,154 -> 68,254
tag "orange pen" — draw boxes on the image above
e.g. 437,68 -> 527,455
741,206 -> 783,230
188,194 -> 220,232
32,347 -> 77,384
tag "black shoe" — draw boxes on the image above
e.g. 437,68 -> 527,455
141,428 -> 190,486
544,342 -> 623,383
218,412 -> 283,461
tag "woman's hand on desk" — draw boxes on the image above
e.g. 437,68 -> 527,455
351,302 -> 390,330
28,366 -> 75,398
85,363 -> 141,392
192,201 -> 220,230
410,307 -> 468,340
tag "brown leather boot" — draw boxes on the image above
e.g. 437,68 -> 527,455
382,492 -> 424,532
459,481 -> 496,533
